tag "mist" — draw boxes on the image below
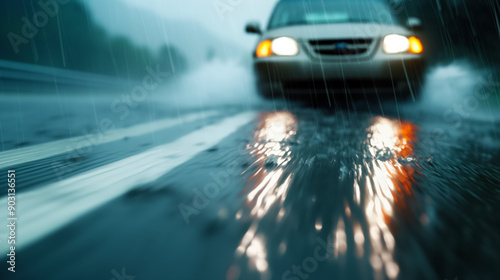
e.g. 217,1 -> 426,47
158,59 -> 261,108
419,61 -> 499,121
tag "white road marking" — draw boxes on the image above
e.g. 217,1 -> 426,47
0,110 -> 220,169
0,111 -> 256,253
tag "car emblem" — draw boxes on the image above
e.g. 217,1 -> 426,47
336,42 -> 348,50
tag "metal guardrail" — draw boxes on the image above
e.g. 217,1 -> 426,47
0,59 -> 128,88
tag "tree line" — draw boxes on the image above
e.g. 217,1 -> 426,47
0,0 -> 188,79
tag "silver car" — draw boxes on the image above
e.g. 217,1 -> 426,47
246,0 -> 426,100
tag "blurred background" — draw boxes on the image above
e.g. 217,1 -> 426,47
1,0 -> 499,82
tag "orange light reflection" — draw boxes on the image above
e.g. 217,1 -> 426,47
358,117 -> 418,280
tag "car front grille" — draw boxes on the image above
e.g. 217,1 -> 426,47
309,38 -> 373,56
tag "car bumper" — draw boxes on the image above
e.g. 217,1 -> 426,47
254,55 -> 425,95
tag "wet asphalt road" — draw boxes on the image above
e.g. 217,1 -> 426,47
0,85 -> 500,280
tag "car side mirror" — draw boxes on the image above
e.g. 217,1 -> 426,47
406,17 -> 423,31
245,22 -> 262,35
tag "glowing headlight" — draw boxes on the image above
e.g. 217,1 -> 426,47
383,34 -> 423,54
271,37 -> 299,56
383,34 -> 410,54
256,40 -> 272,58
408,36 -> 423,54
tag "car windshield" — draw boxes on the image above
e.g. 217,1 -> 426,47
268,0 -> 397,29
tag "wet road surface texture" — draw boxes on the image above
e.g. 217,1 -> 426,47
0,87 -> 499,280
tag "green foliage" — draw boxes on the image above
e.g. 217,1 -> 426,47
0,0 -> 188,79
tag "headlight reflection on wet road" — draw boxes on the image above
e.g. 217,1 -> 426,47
358,117 -> 418,279
228,112 -> 420,280
247,111 -> 297,218
231,112 -> 298,279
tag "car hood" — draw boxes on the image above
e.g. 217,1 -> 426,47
262,23 -> 411,40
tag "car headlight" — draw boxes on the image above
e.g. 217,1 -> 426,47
383,34 -> 423,54
256,37 -> 299,57
256,40 -> 272,58
271,37 -> 299,56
